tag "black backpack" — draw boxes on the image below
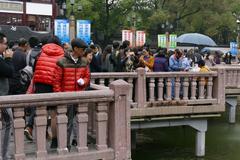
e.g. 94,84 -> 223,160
19,47 -> 41,87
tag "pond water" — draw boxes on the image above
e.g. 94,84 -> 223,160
132,112 -> 240,160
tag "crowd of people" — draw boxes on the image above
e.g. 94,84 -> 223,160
0,33 -> 233,159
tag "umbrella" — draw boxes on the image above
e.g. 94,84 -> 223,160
176,33 -> 217,46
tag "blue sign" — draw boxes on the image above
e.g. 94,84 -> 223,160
230,42 -> 238,56
54,19 -> 70,44
76,20 -> 91,45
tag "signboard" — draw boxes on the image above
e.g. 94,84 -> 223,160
158,34 -> 167,48
76,20 -> 91,45
122,30 -> 133,46
0,1 -> 23,13
26,2 -> 52,16
230,42 -> 238,56
158,34 -> 177,49
136,31 -> 146,47
169,34 -> 177,49
54,19 -> 70,44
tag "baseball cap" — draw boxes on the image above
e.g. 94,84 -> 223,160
71,38 -> 88,49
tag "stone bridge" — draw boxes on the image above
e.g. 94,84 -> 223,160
0,65 -> 240,159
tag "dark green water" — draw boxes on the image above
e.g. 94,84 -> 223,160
132,112 -> 240,160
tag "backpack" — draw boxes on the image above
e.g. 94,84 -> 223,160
19,47 -> 41,87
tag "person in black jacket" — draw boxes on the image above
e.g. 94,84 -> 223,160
0,32 -> 14,160
8,38 -> 28,95
89,44 -> 102,72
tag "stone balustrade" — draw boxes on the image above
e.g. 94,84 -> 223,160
0,80 -> 131,160
91,68 -> 226,118
0,67 -> 236,159
211,65 -> 240,88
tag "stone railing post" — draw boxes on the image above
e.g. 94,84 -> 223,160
95,102 -> 108,150
13,108 -> 25,160
35,106 -> 47,159
213,68 -> 225,107
56,105 -> 68,154
109,80 -> 131,160
77,103 -> 89,152
135,68 -> 146,108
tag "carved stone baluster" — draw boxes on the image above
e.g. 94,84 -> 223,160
183,77 -> 189,100
56,105 -> 68,154
149,78 -> 155,102
109,78 -> 115,84
95,102 -> 108,150
127,78 -> 134,103
166,78 -> 172,101
88,103 -> 94,135
35,106 -> 47,159
191,77 -> 197,100
199,77 -> 205,99
158,78 -> 164,101
13,108 -> 25,160
99,79 -> 105,86
90,78 -> 95,84
207,77 -> 213,99
77,103 -> 88,152
174,77 -> 180,101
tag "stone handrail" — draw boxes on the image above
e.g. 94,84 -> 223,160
91,68 -> 225,117
0,80 -> 131,160
211,65 -> 240,89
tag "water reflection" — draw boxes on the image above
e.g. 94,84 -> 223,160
132,113 -> 240,160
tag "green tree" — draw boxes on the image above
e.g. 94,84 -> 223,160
63,0 -> 240,46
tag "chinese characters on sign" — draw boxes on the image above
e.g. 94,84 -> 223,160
158,34 -> 177,49
122,30 -> 133,46
169,34 -> 177,48
76,20 -> 91,45
54,19 -> 70,43
136,31 -> 146,47
158,34 -> 167,48
0,1 -> 23,13
122,30 -> 146,47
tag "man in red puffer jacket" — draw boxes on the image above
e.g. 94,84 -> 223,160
53,38 -> 90,150
24,36 -> 64,148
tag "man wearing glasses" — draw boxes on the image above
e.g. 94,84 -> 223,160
0,33 -> 14,159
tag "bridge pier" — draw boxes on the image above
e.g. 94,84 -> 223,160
131,118 -> 208,157
188,120 -> 207,157
226,96 -> 238,123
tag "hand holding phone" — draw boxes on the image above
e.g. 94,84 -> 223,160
3,49 -> 13,58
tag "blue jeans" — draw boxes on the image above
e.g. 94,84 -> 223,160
26,107 -> 36,128
1,108 -> 13,160
67,104 -> 77,149
171,78 -> 184,99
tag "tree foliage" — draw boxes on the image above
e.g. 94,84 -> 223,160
64,0 -> 240,46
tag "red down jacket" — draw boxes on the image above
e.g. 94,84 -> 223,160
33,43 -> 64,85
53,53 -> 90,92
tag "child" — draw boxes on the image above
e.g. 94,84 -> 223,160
198,59 -> 210,72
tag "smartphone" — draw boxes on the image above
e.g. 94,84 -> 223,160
7,41 -> 15,51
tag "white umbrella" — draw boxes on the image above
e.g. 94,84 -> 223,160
176,33 -> 217,46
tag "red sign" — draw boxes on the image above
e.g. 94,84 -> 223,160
122,30 -> 133,46
136,31 -> 146,47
